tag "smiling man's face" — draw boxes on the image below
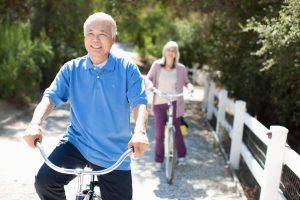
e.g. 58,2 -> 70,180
84,19 -> 115,64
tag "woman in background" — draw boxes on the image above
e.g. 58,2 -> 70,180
146,41 -> 193,170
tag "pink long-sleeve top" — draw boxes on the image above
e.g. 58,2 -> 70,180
147,60 -> 190,118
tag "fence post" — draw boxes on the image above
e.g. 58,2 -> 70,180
202,74 -> 210,112
206,82 -> 215,120
192,63 -> 200,84
229,100 -> 246,170
259,126 -> 288,200
216,90 -> 228,138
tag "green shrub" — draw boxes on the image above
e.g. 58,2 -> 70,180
0,21 -> 53,105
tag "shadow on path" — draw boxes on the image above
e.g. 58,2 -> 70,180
0,104 -> 70,140
132,100 -> 241,200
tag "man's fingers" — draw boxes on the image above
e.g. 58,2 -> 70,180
23,134 -> 43,148
130,142 -> 148,158
132,144 -> 141,158
23,135 -> 34,148
128,132 -> 149,157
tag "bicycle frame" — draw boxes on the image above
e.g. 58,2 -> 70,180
151,87 -> 186,136
151,87 -> 187,184
35,141 -> 133,200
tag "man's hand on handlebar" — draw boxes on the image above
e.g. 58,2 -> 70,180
23,123 -> 43,148
128,131 -> 149,158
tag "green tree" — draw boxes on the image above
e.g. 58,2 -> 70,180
105,1 -> 175,62
30,0 -> 95,87
0,0 -> 32,22
174,14 -> 207,68
244,0 -> 300,137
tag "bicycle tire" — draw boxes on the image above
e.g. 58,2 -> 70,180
164,126 -> 177,184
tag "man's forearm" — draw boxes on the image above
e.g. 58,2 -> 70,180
133,104 -> 148,134
31,97 -> 55,125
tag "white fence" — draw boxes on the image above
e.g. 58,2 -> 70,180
203,76 -> 300,200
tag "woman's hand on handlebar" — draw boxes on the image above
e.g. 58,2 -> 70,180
23,123 -> 43,148
187,83 -> 194,94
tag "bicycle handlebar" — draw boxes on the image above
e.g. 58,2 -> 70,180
151,87 -> 192,100
35,140 -> 133,175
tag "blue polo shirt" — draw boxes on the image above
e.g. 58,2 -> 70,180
44,53 -> 148,170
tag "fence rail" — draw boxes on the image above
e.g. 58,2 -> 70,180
203,75 -> 300,200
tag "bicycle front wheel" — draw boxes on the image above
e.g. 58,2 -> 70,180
164,126 -> 177,184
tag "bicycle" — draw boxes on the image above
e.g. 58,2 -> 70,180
35,140 -> 133,200
151,87 -> 191,184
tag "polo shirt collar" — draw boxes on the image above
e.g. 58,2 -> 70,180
104,53 -> 115,71
85,53 -> 115,71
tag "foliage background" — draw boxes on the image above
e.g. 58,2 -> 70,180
0,0 -> 299,147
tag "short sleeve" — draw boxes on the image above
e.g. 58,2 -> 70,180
44,64 -> 70,107
126,63 -> 148,108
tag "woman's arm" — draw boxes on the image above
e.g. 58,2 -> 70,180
183,65 -> 194,91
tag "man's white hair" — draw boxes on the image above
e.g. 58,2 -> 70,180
83,12 -> 117,37
161,41 -> 180,65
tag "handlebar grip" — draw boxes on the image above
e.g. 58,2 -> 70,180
34,138 -> 40,146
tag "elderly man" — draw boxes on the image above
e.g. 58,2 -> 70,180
23,12 -> 149,200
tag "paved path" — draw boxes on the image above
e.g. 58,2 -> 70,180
0,86 -> 243,200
